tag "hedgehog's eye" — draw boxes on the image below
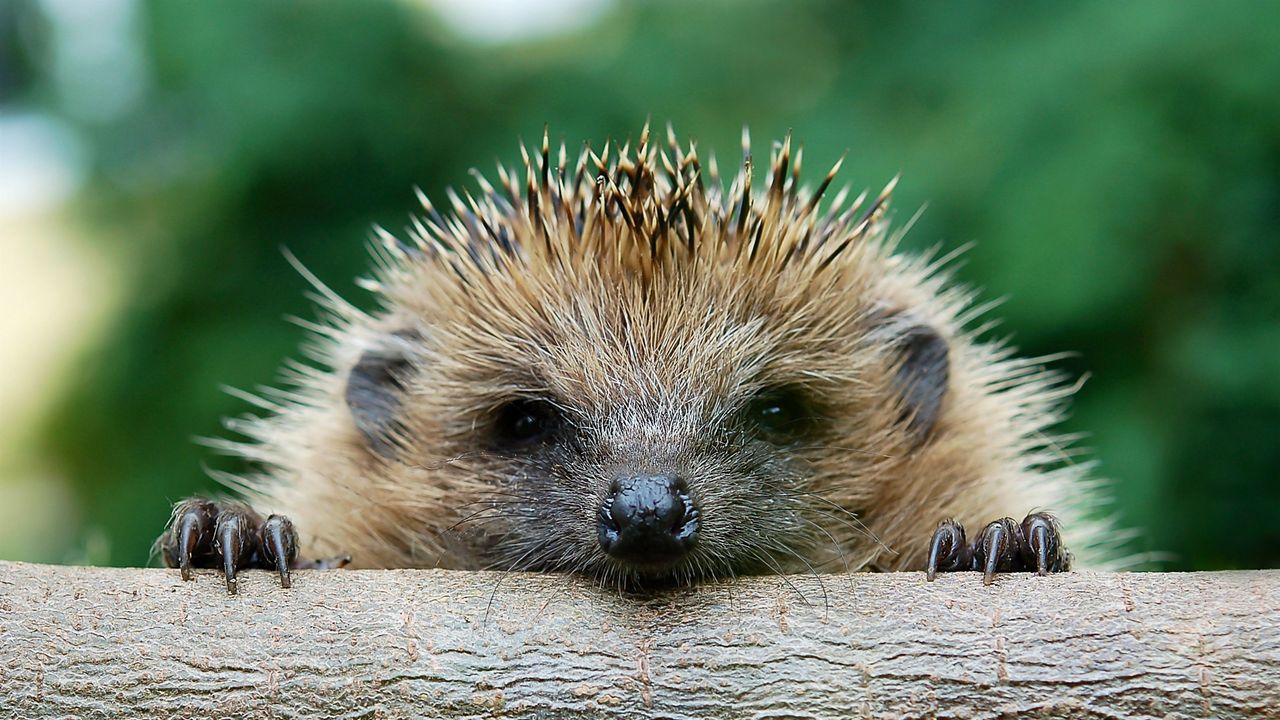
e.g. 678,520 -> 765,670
493,399 -> 563,447
742,387 -> 816,443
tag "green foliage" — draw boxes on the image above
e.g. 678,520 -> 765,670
9,0 -> 1278,568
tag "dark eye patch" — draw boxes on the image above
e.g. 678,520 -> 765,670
491,397 -> 566,450
741,386 -> 819,444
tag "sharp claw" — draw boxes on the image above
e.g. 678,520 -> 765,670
926,532 -> 945,582
1029,522 -> 1050,575
272,546 -> 291,589
218,516 -> 243,595
176,512 -> 201,582
223,556 -> 238,594
982,523 -> 1004,586
926,521 -> 966,581
262,515 -> 296,589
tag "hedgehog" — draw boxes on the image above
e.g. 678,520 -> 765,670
158,123 -> 1110,594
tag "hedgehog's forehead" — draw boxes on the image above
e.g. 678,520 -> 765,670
415,256 -> 863,409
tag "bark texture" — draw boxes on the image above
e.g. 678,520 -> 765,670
0,561 -> 1277,719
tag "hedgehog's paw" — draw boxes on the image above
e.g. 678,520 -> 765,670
926,512 -> 1070,585
159,497 -> 318,594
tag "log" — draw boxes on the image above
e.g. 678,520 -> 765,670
0,562 -> 1276,719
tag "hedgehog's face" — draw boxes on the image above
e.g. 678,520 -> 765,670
343,264 -> 950,586
469,367 -> 831,586
455,389 -> 820,585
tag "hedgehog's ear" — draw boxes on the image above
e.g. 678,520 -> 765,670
870,311 -> 950,446
345,330 -> 421,458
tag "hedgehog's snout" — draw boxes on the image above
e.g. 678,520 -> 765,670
597,473 -> 699,566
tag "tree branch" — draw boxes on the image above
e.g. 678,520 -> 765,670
0,561 -> 1276,718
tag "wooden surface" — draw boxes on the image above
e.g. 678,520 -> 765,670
0,561 -> 1277,719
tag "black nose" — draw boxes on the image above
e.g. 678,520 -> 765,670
598,474 -> 699,565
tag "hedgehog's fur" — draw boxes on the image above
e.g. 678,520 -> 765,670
207,123 -> 1110,584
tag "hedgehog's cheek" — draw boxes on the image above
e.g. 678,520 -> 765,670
596,472 -> 700,570
344,330 -> 422,458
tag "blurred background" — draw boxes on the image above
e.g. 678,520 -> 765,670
0,0 -> 1276,570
